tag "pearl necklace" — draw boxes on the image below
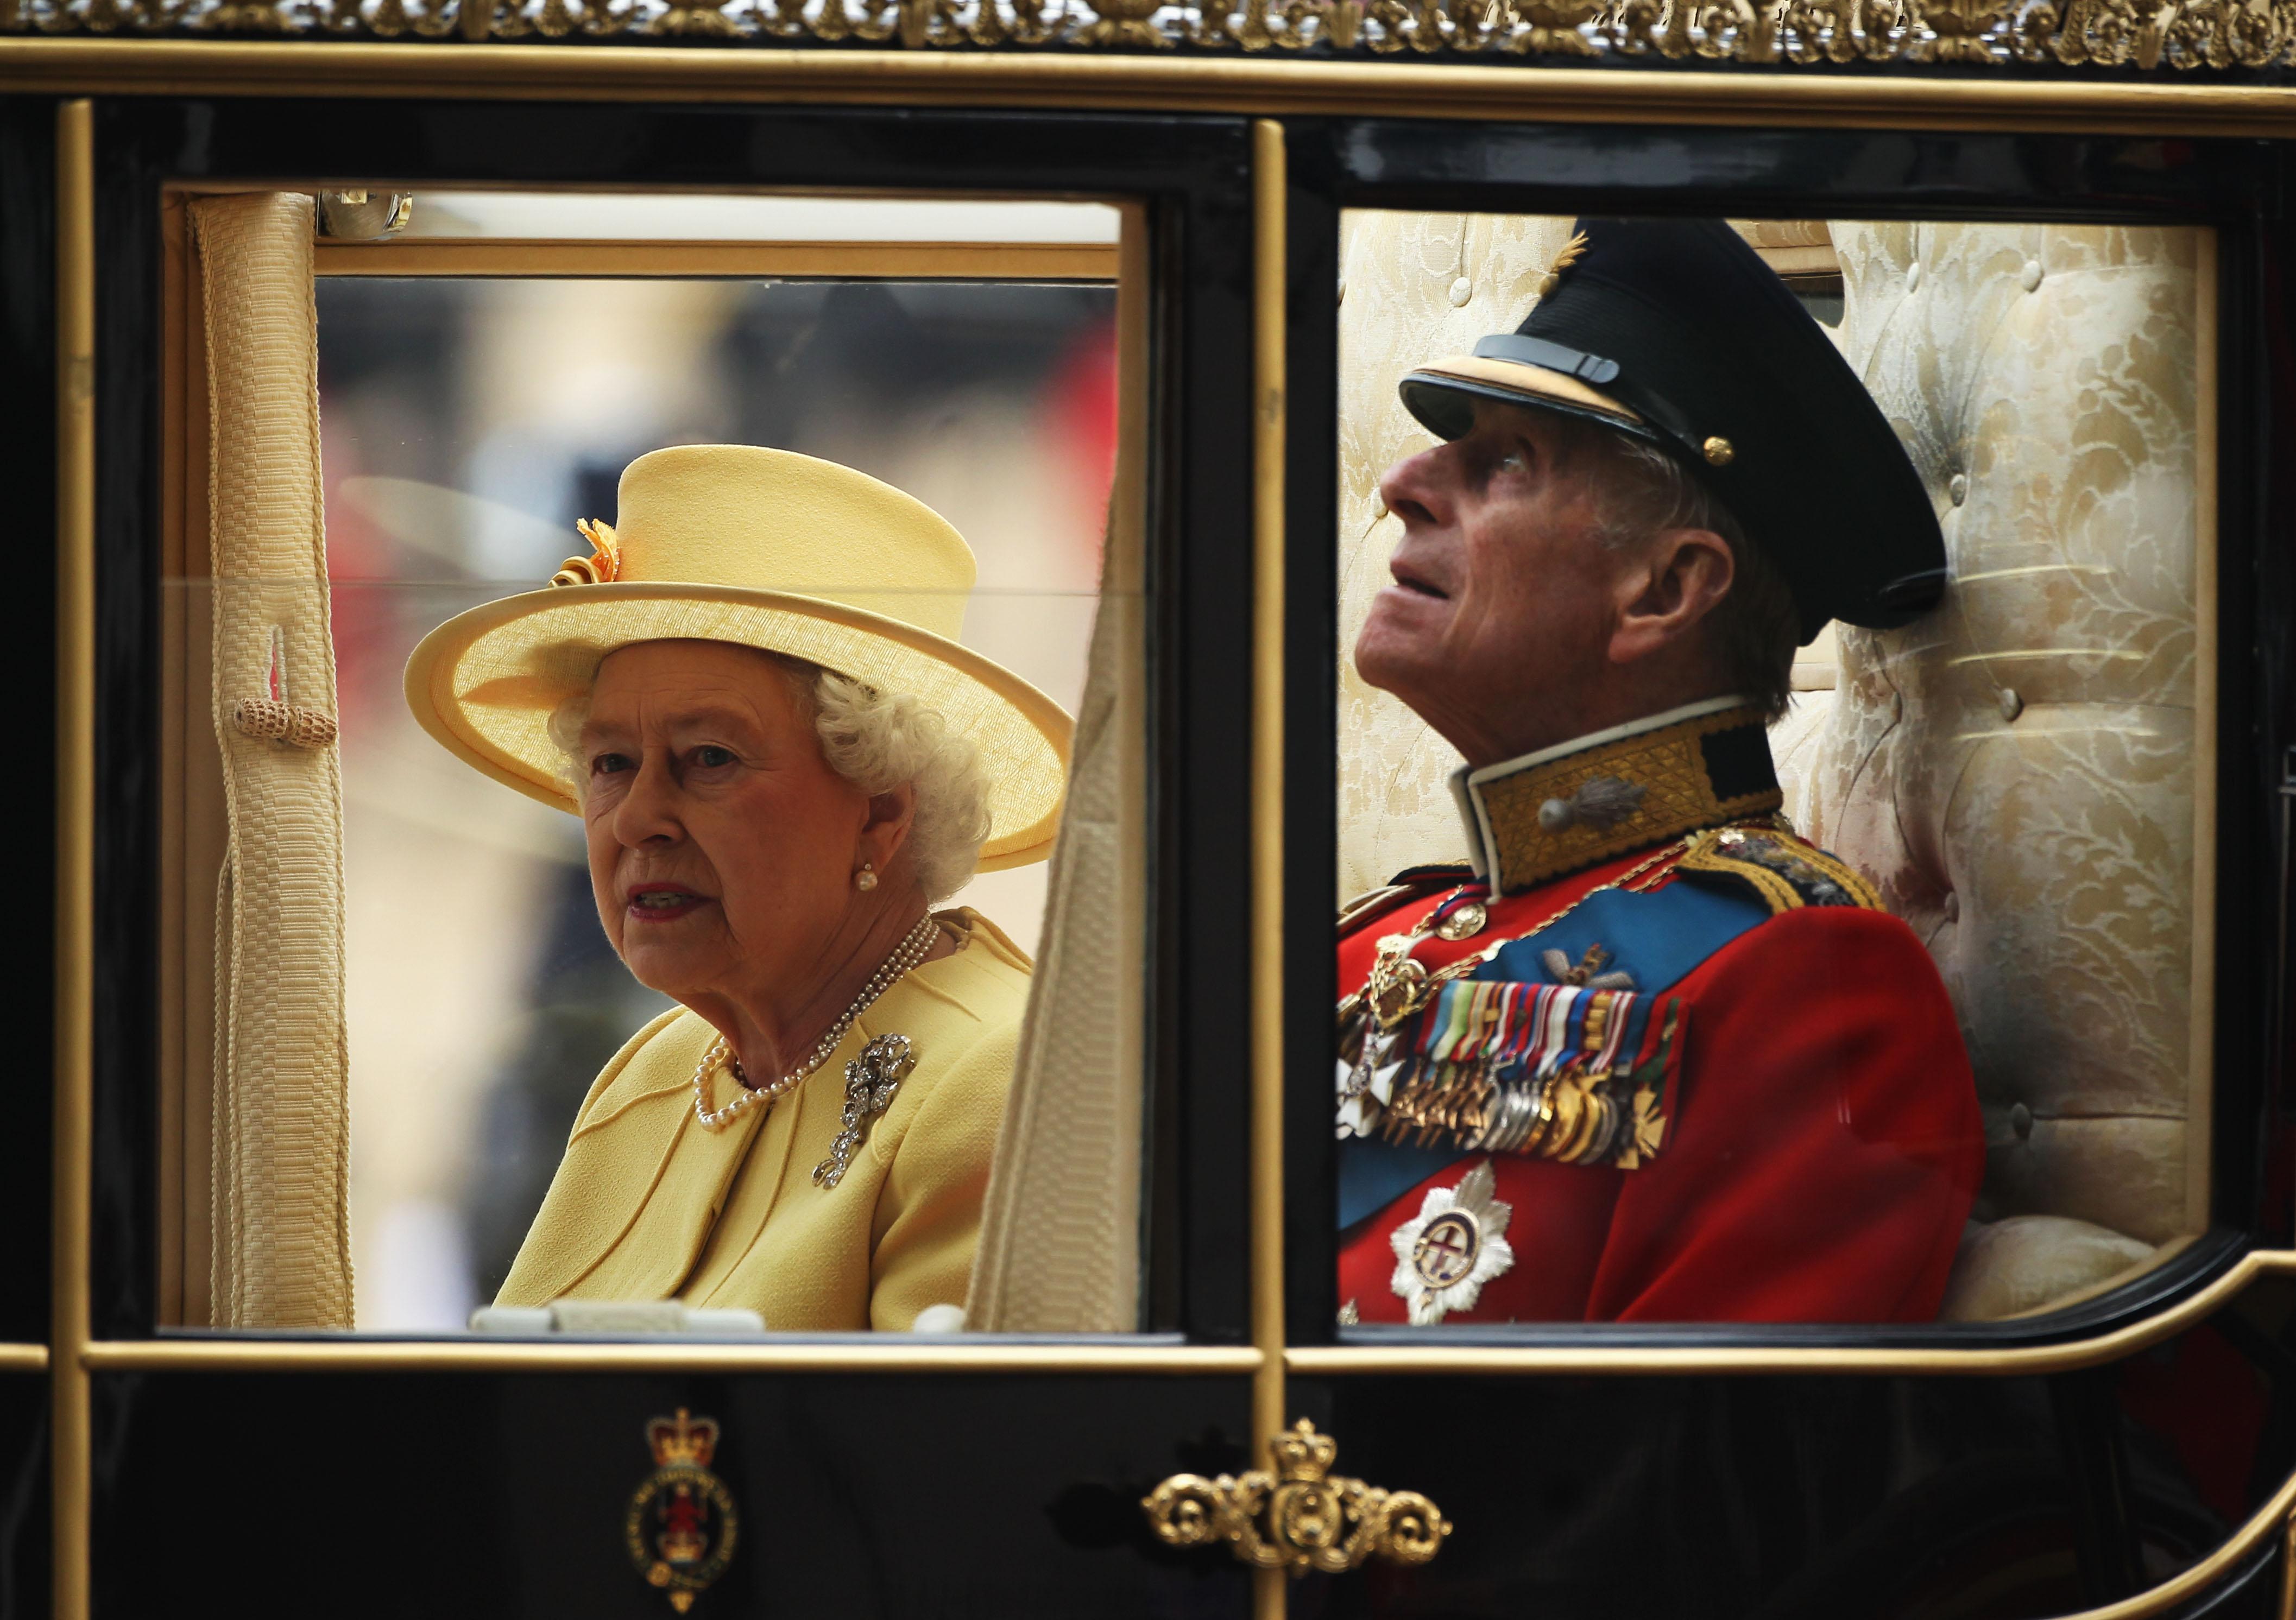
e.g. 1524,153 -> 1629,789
691,913 -> 941,1130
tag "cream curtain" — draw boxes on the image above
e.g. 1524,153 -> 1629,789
1800,222 -> 2208,1319
191,193 -> 354,1330
964,560 -> 1147,1332
964,486 -> 1148,1331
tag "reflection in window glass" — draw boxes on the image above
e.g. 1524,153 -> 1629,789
1334,212 -> 2209,1327
320,276 -> 1117,1330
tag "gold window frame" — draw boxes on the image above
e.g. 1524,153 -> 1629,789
1328,206 -> 2224,1321
150,186 -> 1139,1328
5,0 -> 2294,72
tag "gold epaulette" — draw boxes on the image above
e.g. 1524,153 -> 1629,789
1336,863 -> 1474,936
1673,827 -> 1883,915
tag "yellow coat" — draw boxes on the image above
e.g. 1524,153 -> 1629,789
495,911 -> 1030,1331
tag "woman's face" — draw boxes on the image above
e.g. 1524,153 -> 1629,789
578,640 -> 878,1010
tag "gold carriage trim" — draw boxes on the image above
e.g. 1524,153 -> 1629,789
8,0 -> 2288,71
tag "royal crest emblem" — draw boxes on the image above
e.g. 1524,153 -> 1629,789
624,1408 -> 739,1613
1389,1160 -> 1516,1325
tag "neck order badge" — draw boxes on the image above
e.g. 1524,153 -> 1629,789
625,1409 -> 739,1612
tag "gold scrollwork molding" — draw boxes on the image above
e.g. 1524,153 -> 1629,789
4,0 -> 2293,69
1141,1418 -> 1452,1577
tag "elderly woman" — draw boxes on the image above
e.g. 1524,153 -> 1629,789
404,445 -> 1071,1330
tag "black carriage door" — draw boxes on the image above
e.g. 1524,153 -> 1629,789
1261,112 -> 2296,1620
16,91 -> 1283,1619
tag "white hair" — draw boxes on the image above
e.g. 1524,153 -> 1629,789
547,655 -> 993,902
1555,418 -> 1801,722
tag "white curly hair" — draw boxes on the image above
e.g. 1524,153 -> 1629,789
548,653 -> 993,902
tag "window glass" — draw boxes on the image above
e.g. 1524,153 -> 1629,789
163,191 -> 1148,1335
1334,211 -> 2211,1328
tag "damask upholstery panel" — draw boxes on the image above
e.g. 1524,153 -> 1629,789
1806,221 -> 2207,1302
1335,210 -> 1579,898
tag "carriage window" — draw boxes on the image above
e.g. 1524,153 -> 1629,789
158,189 -> 1150,1335
1334,211 -> 2214,1328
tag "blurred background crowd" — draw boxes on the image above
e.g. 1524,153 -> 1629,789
313,194 -> 1120,1328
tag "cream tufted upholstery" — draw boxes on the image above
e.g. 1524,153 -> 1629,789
1797,222 -> 2210,1319
1335,212 -> 2210,1321
1336,211 -> 1584,899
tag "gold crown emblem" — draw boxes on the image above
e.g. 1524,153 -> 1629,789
647,1408 -> 719,1469
1270,1418 -> 1339,1482
1537,229 -> 1589,298
551,517 -> 623,587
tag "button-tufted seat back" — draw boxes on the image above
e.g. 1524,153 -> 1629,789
1789,221 -> 2211,1319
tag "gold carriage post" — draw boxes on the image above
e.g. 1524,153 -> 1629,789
1251,115 -> 1291,1620
52,96 -> 96,1620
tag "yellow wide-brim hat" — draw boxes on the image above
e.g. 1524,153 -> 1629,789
403,444 -> 1074,872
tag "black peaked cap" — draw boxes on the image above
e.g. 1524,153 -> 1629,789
1398,217 -> 1946,641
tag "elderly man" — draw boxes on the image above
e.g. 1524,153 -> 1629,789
1335,218 -> 1984,1327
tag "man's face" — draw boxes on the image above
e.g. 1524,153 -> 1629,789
1355,399 -> 1636,765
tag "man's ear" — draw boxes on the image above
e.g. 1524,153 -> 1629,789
857,781 -> 919,877
1607,528 -> 1735,667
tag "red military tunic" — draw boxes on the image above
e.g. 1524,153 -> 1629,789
1335,701 -> 1983,1326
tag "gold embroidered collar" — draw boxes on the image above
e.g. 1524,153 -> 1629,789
1449,696 -> 1784,895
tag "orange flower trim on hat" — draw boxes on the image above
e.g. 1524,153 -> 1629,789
550,518 -> 622,588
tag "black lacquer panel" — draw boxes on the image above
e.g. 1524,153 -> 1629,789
92,1370 -> 1253,1620
1282,125 -> 1345,1352
1330,122 -> 2271,220
2242,193 -> 2296,1255
0,97 -> 56,1351
1295,1295 -> 2296,1619
0,1375 -> 48,1620
86,99 -> 1257,1342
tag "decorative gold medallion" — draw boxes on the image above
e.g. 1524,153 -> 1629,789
625,1409 -> 739,1613
1701,435 -> 1736,466
1433,901 -> 1488,941
1141,1419 -> 1450,1576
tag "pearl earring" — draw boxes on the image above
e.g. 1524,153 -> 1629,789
855,863 -> 878,892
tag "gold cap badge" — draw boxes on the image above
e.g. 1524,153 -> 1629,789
1537,230 -> 1590,299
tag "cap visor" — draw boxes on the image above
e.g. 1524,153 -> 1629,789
1402,354 -> 1647,441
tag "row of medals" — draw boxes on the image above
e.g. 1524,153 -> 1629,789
1336,895 -> 1644,1167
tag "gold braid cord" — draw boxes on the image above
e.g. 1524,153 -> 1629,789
7,0 -> 2289,68
1142,1420 -> 1452,1577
